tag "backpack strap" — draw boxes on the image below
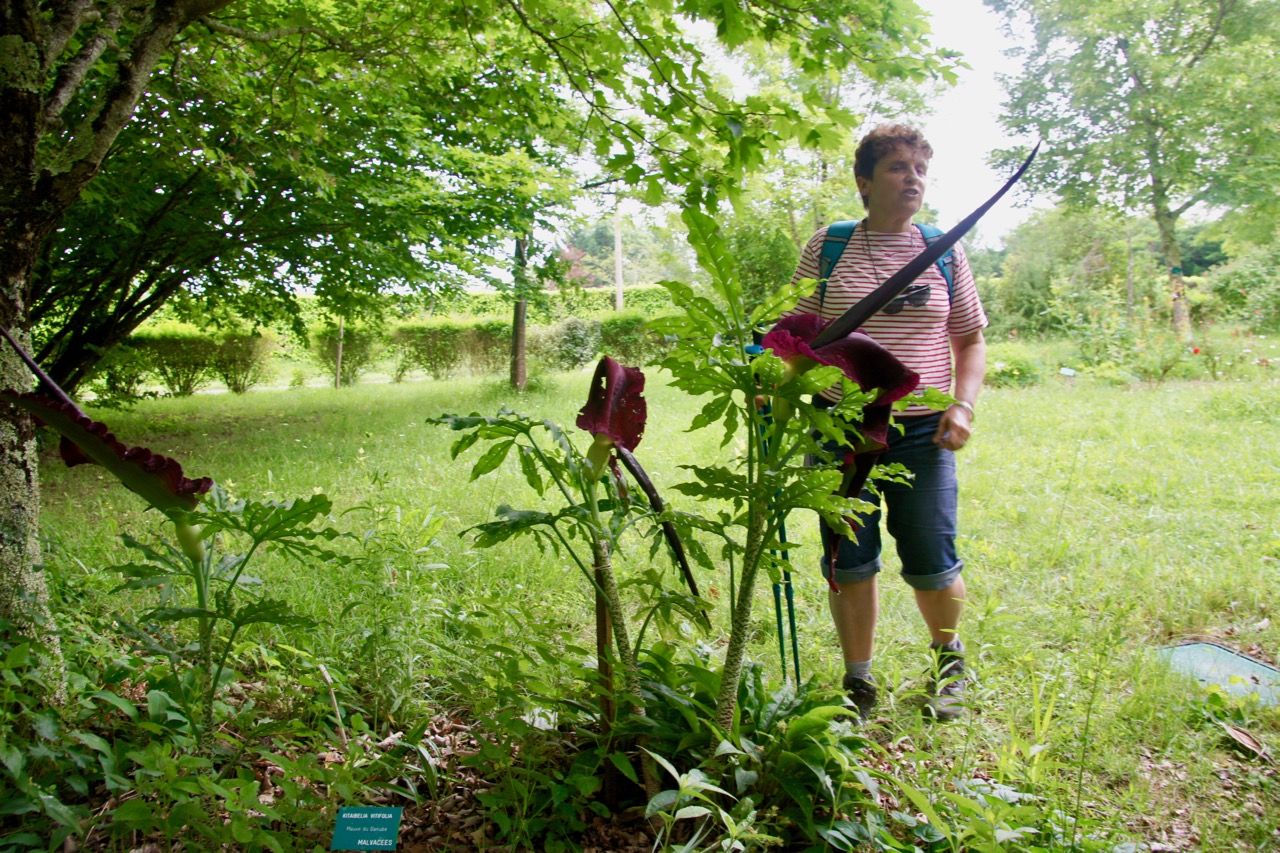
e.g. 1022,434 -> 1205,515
818,220 -> 956,308
819,220 -> 858,281
915,223 -> 955,304
817,220 -> 858,308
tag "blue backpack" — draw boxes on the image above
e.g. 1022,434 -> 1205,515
817,220 -> 955,305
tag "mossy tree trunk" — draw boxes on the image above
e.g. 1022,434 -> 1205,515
1,0 -> 241,692
0,321 -> 62,688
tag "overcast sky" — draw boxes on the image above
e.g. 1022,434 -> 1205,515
914,0 -> 1046,246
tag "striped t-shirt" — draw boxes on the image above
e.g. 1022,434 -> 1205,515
785,224 -> 987,417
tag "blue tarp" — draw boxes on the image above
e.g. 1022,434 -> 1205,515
1155,642 -> 1280,706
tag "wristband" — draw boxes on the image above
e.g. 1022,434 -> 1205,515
951,400 -> 975,420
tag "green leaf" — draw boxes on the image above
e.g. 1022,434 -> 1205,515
470,439 -> 515,479
70,731 -> 113,756
231,599 -> 316,629
517,445 -> 545,495
608,751 -> 639,784
147,607 -> 217,623
468,506 -> 558,548
0,797 -> 38,816
112,797 -> 155,829
674,805 -> 712,820
646,789 -> 680,817
749,277 -> 818,325
714,739 -> 744,756
4,643 -> 30,668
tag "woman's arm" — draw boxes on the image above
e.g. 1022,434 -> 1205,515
933,329 -> 986,450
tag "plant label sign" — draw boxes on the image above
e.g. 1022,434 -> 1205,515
331,807 -> 403,850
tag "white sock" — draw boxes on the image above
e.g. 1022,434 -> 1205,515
844,659 -> 873,681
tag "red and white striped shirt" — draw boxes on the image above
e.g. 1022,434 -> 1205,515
786,224 -> 987,417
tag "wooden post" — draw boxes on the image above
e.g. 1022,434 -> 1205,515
334,316 -> 344,389
512,237 -> 529,391
614,204 -> 624,311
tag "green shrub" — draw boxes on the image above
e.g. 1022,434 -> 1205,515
310,322 -> 384,386
211,332 -> 275,394
1206,241 -> 1280,332
433,285 -> 675,322
985,342 -> 1044,388
551,316 -> 601,370
391,321 -> 468,380
1082,361 -> 1137,386
599,312 -> 668,366
130,326 -> 217,396
1127,331 -> 1186,383
83,341 -> 153,407
462,320 -> 512,375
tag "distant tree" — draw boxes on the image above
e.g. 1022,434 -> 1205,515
988,0 -> 1280,337
562,215 -> 696,291
1177,223 -> 1228,277
966,246 -> 1008,280
995,205 -> 1164,333
726,221 -> 801,316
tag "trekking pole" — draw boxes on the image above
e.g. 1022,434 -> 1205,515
748,341 -> 801,685
778,518 -> 801,684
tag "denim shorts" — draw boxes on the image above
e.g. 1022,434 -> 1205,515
818,412 -> 963,591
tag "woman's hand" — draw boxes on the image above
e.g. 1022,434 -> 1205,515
933,404 -> 973,450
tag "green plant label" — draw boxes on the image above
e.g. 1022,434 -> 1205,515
330,807 -> 402,850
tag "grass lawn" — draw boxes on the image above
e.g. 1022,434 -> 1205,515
36,350 -> 1280,850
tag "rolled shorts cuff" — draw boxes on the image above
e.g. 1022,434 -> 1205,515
821,557 -> 881,586
900,560 -> 964,592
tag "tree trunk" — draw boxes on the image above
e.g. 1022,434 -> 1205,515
511,237 -> 529,391
0,341 -> 56,655
0,250 -> 62,679
1145,135 -> 1191,340
1153,205 -> 1191,340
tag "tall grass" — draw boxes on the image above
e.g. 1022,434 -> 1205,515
38,355 -> 1280,848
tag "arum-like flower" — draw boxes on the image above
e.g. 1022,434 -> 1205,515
0,392 -> 213,513
576,357 -> 706,624
761,314 -> 920,592
0,324 -> 211,516
577,356 -> 646,481
761,313 -> 918,452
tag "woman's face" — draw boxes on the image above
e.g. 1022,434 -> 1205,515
857,145 -> 930,220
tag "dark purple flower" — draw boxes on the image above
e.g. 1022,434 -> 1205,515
763,314 -> 923,593
1,392 -> 212,511
577,357 -> 646,478
762,313 -> 918,452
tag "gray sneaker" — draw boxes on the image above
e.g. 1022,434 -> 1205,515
842,674 -> 878,720
924,641 -> 966,722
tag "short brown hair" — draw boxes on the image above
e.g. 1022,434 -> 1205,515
853,124 -> 933,208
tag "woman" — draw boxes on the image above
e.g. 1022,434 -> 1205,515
787,124 -> 986,721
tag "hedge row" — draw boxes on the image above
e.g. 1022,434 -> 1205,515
390,312 -> 669,380
431,284 -> 675,322
89,330 -> 277,401
92,312 -> 670,399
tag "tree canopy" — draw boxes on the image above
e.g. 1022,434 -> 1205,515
986,0 -> 1280,335
16,0 -> 960,392
30,0 -> 577,390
